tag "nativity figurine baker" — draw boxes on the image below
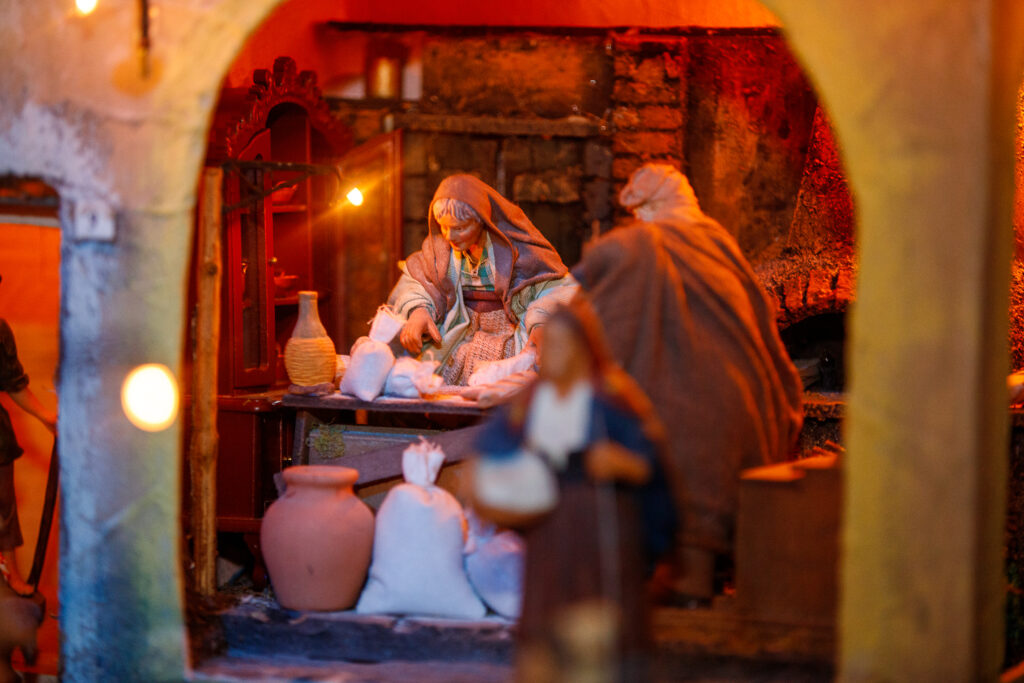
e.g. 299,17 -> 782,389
387,175 -> 577,386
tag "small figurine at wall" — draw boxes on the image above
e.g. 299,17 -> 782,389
472,297 -> 677,681
387,175 -> 578,385
0,305 -> 57,597
572,163 -> 804,601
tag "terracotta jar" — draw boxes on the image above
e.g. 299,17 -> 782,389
260,465 -> 374,611
283,291 -> 336,386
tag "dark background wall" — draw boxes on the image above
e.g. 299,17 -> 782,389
326,27 -> 854,281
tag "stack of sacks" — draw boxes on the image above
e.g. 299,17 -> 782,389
356,439 -> 487,619
460,350 -> 538,407
384,357 -> 443,398
466,350 -> 536,387
339,307 -> 402,401
339,306 -> 538,404
339,335 -> 395,401
339,306 -> 446,401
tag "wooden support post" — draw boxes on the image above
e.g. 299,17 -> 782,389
190,167 -> 223,597
291,409 -> 317,466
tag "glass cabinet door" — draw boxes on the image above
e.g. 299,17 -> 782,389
226,129 -> 275,389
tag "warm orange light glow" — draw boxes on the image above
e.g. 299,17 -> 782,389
75,0 -> 98,15
121,363 -> 179,432
346,188 -> 364,206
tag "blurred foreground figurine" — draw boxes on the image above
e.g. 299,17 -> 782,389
573,164 -> 803,600
473,298 -> 678,682
388,175 -> 577,385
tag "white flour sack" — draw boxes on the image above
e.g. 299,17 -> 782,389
383,357 -> 442,398
467,350 -> 536,387
464,510 -> 525,619
356,439 -> 486,619
368,305 -> 404,344
339,336 -> 395,402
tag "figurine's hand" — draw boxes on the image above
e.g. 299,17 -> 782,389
400,308 -> 441,355
586,441 -> 651,485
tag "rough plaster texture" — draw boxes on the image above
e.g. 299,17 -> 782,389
0,0 -> 284,680
350,30 -> 824,271
764,0 -> 1019,680
227,0 -> 779,93
684,34 -> 818,258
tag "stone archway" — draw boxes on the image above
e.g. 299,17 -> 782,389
763,1 -> 1024,680
1,1 -> 1022,680
0,2 -> 286,679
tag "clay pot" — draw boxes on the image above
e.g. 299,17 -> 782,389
283,291 -> 336,386
260,465 -> 374,611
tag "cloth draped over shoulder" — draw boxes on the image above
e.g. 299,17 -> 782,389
574,178 -> 803,551
402,175 -> 570,325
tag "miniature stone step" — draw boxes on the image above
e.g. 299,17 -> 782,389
219,596 -> 515,665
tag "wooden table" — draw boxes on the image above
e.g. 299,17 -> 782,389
279,392 -> 491,488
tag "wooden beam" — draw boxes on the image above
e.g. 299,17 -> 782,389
387,112 -> 602,138
190,168 -> 223,597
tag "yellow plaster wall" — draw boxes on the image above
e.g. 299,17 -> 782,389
764,0 -> 1020,679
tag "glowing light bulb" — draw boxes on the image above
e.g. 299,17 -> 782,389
76,0 -> 98,15
121,363 -> 179,432
346,188 -> 364,206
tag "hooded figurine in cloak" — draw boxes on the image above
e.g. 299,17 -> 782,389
572,163 -> 804,599
388,175 -> 578,385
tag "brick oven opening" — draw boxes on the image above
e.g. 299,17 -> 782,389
780,312 -> 846,392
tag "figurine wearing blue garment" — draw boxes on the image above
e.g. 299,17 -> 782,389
472,296 -> 681,682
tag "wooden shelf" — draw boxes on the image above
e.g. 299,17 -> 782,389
272,203 -> 308,214
389,111 -> 602,138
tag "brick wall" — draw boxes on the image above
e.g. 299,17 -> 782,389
326,27 -> 853,277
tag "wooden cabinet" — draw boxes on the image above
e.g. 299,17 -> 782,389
186,56 -> 404,553
216,59 -> 404,394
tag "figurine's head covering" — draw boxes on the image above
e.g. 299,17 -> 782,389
619,163 -> 704,224
406,175 -> 569,321
546,295 -> 616,377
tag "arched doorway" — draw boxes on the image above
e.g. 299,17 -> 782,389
184,3 -> 857,681
0,175 -> 61,678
